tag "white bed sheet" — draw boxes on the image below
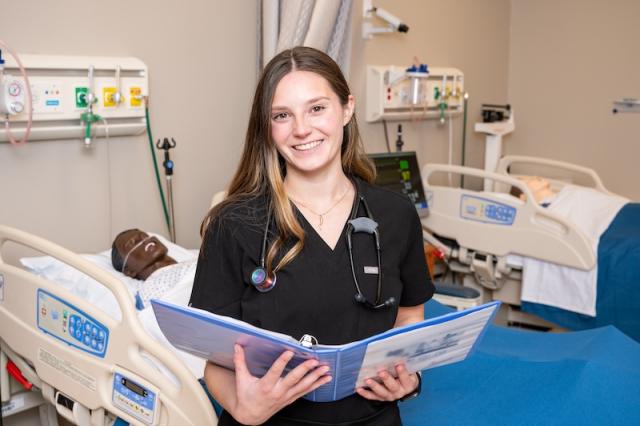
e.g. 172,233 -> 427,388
20,233 -> 197,319
520,185 -> 628,316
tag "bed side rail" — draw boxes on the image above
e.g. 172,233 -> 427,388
495,155 -> 613,195
0,226 -> 139,324
421,164 -> 595,270
0,225 -> 217,425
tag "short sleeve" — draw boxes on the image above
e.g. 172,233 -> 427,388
399,208 -> 434,306
188,218 -> 246,319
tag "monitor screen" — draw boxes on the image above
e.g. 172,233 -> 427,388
368,151 -> 429,217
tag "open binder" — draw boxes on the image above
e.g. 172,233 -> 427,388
152,299 -> 500,402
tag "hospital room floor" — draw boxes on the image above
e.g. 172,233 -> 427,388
5,410 -> 78,426
3,411 -> 70,426
493,303 -> 567,332
3,409 -> 55,426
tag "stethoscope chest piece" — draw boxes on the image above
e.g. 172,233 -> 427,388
250,207 -> 278,293
251,267 -> 277,292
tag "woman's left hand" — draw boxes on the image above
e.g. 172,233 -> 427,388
355,363 -> 419,401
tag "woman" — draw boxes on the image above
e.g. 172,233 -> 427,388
189,46 -> 434,425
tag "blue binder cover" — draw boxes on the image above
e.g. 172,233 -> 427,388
152,299 -> 500,402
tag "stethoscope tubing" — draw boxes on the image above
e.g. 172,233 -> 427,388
251,180 -> 393,309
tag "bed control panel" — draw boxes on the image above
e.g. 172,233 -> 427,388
37,289 -> 109,358
460,195 -> 516,225
112,371 -> 158,425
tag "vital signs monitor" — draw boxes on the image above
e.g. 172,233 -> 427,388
368,151 -> 429,217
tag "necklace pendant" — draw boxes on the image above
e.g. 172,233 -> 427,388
318,215 -> 324,228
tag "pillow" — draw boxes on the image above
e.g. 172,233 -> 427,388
20,233 -> 198,320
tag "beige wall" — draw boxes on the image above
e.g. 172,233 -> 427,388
351,0 -> 512,182
0,0 -> 512,258
0,0 -> 257,256
16,0 -> 636,258
508,0 -> 640,199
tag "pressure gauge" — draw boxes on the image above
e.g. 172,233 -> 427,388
8,82 -> 22,97
0,76 -> 26,115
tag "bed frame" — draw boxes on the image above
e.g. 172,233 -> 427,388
0,225 -> 217,425
421,155 -> 614,327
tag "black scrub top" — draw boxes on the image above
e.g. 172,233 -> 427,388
190,178 -> 434,426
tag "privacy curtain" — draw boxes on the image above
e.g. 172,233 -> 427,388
257,0 -> 354,76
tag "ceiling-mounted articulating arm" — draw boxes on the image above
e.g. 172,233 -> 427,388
362,0 -> 409,39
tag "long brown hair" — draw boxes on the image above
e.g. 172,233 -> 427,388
202,46 -> 375,276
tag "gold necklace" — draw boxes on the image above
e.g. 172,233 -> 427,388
289,185 -> 351,229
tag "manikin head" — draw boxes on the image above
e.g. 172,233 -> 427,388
517,176 -> 557,204
111,229 -> 176,280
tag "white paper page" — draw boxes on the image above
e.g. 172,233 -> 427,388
355,308 -> 494,387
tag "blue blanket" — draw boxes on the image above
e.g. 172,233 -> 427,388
522,202 -> 640,341
401,300 -> 640,425
197,300 -> 640,424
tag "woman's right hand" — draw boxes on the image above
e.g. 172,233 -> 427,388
229,344 -> 332,425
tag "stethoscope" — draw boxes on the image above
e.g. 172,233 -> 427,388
250,209 -> 277,292
250,185 -> 396,310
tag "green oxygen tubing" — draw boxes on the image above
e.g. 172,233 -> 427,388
460,92 -> 469,188
144,97 -> 172,236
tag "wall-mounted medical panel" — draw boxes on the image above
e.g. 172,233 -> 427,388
365,65 -> 464,122
0,54 -> 148,142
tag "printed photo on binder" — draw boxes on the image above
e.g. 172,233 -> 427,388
151,299 -> 500,402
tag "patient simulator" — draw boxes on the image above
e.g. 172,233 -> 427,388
111,229 -> 178,281
109,229 -> 199,310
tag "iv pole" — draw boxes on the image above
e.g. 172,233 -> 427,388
156,137 -> 177,242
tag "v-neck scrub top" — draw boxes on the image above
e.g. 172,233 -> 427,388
190,178 -> 434,425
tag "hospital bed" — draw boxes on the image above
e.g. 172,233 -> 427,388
421,155 -> 640,341
0,225 -> 218,425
